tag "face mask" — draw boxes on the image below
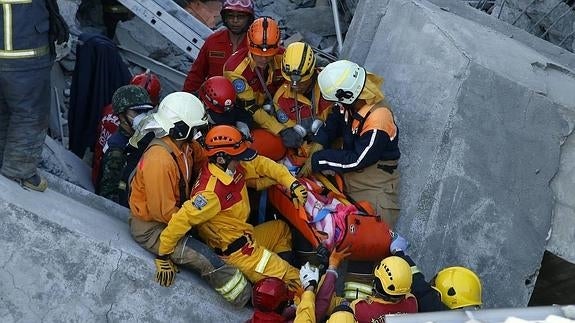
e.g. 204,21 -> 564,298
132,113 -> 147,128
225,168 -> 236,177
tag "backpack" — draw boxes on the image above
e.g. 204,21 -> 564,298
117,132 -> 187,208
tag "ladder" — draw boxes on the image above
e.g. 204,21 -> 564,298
117,0 -> 214,60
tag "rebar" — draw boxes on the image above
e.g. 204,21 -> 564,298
558,28 -> 575,46
527,0 -> 564,33
497,0 -> 507,19
540,1 -> 575,38
511,0 -> 538,25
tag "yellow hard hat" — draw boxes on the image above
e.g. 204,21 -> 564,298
281,42 -> 316,84
432,266 -> 482,309
326,304 -> 357,323
373,256 -> 412,296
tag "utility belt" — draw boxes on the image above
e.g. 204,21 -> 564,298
0,45 -> 50,59
375,159 -> 398,174
215,234 -> 252,256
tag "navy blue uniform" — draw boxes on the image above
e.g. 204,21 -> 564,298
0,0 -> 53,180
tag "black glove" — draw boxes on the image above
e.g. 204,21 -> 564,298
46,0 -> 70,44
279,126 -> 305,148
316,244 -> 330,268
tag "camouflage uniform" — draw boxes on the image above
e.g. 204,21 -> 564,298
97,85 -> 153,203
99,128 -> 131,202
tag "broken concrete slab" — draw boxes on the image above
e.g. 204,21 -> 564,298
343,0 -> 575,307
0,173 -> 251,322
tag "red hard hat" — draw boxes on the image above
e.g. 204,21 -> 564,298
131,71 -> 161,106
252,277 -> 291,312
250,128 -> 287,161
198,76 -> 236,114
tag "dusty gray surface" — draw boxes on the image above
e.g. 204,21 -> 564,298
343,0 -> 575,307
0,174 -> 251,322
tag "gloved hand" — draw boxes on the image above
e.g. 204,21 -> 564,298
390,231 -> 409,254
329,245 -> 352,269
299,262 -> 319,290
279,125 -> 306,149
154,255 -> 179,287
235,121 -> 252,141
297,143 -> 323,178
290,181 -> 308,209
316,243 -> 330,268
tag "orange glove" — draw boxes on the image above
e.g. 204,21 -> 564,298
329,245 -> 351,269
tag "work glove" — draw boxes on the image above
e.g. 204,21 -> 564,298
289,181 -> 308,209
235,121 -> 252,141
297,143 -> 323,178
390,231 -> 409,255
279,125 -> 306,149
316,243 -> 330,268
329,245 -> 352,269
154,255 -> 179,287
299,262 -> 319,290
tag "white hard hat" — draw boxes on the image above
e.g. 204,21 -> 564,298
153,92 -> 208,135
317,60 -> 366,105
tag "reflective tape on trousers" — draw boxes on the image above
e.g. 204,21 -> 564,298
215,269 -> 248,301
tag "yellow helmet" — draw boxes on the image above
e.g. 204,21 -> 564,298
281,42 -> 316,85
373,256 -> 412,296
432,266 -> 482,309
326,304 -> 357,323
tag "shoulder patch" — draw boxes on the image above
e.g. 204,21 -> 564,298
232,79 -> 247,93
192,194 -> 208,210
276,110 -> 289,123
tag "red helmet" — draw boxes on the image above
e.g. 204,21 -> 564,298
221,0 -> 254,16
252,277 -> 291,312
131,71 -> 161,106
198,76 -> 236,114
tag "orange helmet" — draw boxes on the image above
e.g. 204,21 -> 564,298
203,125 -> 257,160
247,17 -> 281,57
131,71 -> 161,106
250,128 -> 287,161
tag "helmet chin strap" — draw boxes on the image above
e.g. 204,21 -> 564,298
210,153 -> 233,171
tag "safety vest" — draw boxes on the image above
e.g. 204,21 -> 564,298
0,0 -> 51,68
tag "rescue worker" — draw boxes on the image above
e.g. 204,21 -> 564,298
350,256 -> 418,323
154,125 -> 308,290
129,93 -> 251,307
98,85 -> 154,202
0,0 -> 68,192
248,246 -> 351,322
299,60 -> 401,228
182,0 -> 254,93
93,70 -> 161,187
198,76 -> 253,138
223,17 -> 285,132
272,41 -> 334,163
389,233 -> 482,312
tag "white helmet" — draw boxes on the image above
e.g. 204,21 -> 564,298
317,60 -> 366,105
154,92 -> 208,140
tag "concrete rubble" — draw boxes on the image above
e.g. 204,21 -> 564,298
344,0 -> 575,308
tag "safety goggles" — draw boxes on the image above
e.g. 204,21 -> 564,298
172,121 -> 209,141
225,0 -> 252,9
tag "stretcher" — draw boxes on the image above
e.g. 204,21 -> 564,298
268,173 -> 392,261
